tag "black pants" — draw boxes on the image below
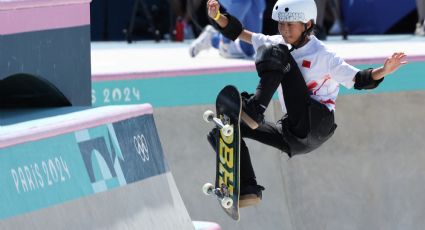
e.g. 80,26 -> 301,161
240,54 -> 336,187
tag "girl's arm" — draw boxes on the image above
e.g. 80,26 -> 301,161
207,0 -> 253,44
353,52 -> 407,90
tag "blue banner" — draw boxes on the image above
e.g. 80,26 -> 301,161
341,0 -> 416,34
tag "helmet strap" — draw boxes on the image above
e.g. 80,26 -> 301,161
291,23 -> 314,51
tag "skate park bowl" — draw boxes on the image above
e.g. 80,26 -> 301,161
1,0 -> 424,227
89,35 -> 425,229
0,104 -> 196,229
0,0 -> 210,229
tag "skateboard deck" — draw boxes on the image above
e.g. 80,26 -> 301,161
202,85 -> 241,221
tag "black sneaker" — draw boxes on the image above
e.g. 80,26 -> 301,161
240,92 -> 265,129
206,127 -> 217,153
239,184 -> 265,208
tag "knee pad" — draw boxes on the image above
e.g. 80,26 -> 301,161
255,44 -> 290,77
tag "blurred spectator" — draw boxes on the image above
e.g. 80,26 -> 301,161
189,0 -> 266,58
315,0 -> 343,40
169,0 -> 210,39
327,0 -> 343,35
315,0 -> 328,40
415,0 -> 425,36
262,0 -> 279,35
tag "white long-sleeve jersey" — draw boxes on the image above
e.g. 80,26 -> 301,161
251,33 -> 360,112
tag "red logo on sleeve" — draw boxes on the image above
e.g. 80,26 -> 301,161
302,60 -> 311,68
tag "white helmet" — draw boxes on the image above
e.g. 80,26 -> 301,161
272,0 -> 317,24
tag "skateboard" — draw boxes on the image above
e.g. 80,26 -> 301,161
202,85 -> 241,221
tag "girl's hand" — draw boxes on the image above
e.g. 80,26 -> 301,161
207,0 -> 220,19
383,52 -> 408,75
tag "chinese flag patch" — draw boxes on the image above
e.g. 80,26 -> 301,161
302,60 -> 311,68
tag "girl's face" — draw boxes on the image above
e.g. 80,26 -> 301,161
278,21 -> 310,45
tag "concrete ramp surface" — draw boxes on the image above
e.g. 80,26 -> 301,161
280,91 -> 425,230
155,91 -> 425,230
0,105 -> 195,230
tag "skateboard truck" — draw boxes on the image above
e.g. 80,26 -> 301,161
203,110 -> 233,136
202,183 -> 233,209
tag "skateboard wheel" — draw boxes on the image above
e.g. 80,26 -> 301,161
221,197 -> 233,209
222,125 -> 233,137
202,183 -> 214,195
203,110 -> 215,123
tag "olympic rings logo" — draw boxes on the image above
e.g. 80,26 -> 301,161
133,134 -> 149,162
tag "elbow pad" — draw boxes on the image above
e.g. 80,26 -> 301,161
208,6 -> 243,41
354,68 -> 384,90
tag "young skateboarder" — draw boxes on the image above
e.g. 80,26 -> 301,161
206,0 -> 407,207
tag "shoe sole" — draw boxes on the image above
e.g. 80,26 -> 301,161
239,194 -> 261,208
241,111 -> 259,129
